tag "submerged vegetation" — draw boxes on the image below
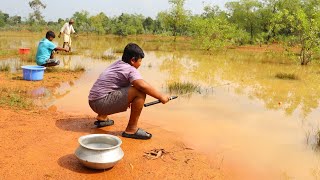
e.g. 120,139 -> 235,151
0,62 -> 10,72
167,82 -> 200,94
275,73 -> 299,80
101,54 -> 118,61
73,64 -> 86,72
317,130 -> 320,148
112,48 -> 124,54
46,64 -> 86,72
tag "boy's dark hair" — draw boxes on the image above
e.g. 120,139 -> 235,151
122,43 -> 144,64
46,31 -> 55,39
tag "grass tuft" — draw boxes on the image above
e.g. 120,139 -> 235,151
316,130 -> 320,148
112,48 -> 124,53
101,54 -> 118,60
46,65 -> 86,72
275,73 -> 299,80
167,82 -> 200,94
73,64 -> 86,72
0,88 -> 33,109
0,63 -> 10,72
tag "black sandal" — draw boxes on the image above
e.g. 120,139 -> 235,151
94,120 -> 114,128
122,128 -> 152,140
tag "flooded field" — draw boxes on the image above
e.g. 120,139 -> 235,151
1,32 -> 320,179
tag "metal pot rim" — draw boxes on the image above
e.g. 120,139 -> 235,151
78,134 -> 122,150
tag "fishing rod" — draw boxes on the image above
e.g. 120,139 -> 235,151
144,96 -> 178,107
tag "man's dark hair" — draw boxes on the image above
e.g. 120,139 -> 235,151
122,43 -> 145,64
46,31 -> 55,39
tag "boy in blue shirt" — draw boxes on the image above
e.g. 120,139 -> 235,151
36,31 -> 69,67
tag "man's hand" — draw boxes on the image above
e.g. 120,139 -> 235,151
159,95 -> 170,104
64,48 -> 69,52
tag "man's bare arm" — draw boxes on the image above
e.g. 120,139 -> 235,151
132,79 -> 169,104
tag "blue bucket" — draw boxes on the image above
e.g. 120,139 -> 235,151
21,65 -> 46,81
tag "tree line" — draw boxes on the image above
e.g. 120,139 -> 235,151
1,0 -> 320,65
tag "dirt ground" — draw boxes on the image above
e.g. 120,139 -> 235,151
0,108 -> 223,180
0,72 -> 223,180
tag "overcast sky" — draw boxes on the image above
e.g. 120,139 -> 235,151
1,0 -> 232,21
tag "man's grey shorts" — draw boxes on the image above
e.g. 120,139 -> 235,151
89,86 -> 129,115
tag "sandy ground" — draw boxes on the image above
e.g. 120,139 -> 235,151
0,72 -> 223,180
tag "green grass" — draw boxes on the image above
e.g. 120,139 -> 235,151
112,47 -> 124,53
46,64 -> 86,72
275,73 -> 299,80
0,63 -> 10,72
167,82 -> 200,94
73,64 -> 86,72
58,51 -> 81,55
315,129 -> 320,148
0,49 -> 18,57
101,54 -> 118,60
13,61 -> 22,71
0,88 -> 33,109
23,52 -> 36,62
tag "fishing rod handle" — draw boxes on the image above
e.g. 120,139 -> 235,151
144,96 -> 178,107
144,100 -> 161,107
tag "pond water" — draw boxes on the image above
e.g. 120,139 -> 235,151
2,33 -> 320,179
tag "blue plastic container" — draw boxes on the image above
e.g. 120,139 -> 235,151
21,65 -> 46,81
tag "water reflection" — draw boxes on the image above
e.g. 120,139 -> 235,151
158,50 -> 320,118
27,81 -> 74,107
62,55 -> 71,69
28,87 -> 49,98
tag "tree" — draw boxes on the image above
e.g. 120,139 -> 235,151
7,15 -> 21,25
158,0 -> 190,40
259,0 -> 279,41
155,11 -> 171,34
28,0 -> 46,24
0,11 -> 6,27
57,18 -> 64,24
143,17 -> 155,33
111,13 -> 144,36
202,4 -> 228,19
89,12 -> 109,34
226,0 -> 262,44
190,15 -> 249,50
270,0 -> 320,65
72,11 -> 91,32
3,13 -> 9,23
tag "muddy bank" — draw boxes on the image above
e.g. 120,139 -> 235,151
0,108 -> 222,179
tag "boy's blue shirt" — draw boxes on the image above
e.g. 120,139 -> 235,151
36,38 -> 57,65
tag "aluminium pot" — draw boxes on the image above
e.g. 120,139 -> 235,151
75,134 -> 124,170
